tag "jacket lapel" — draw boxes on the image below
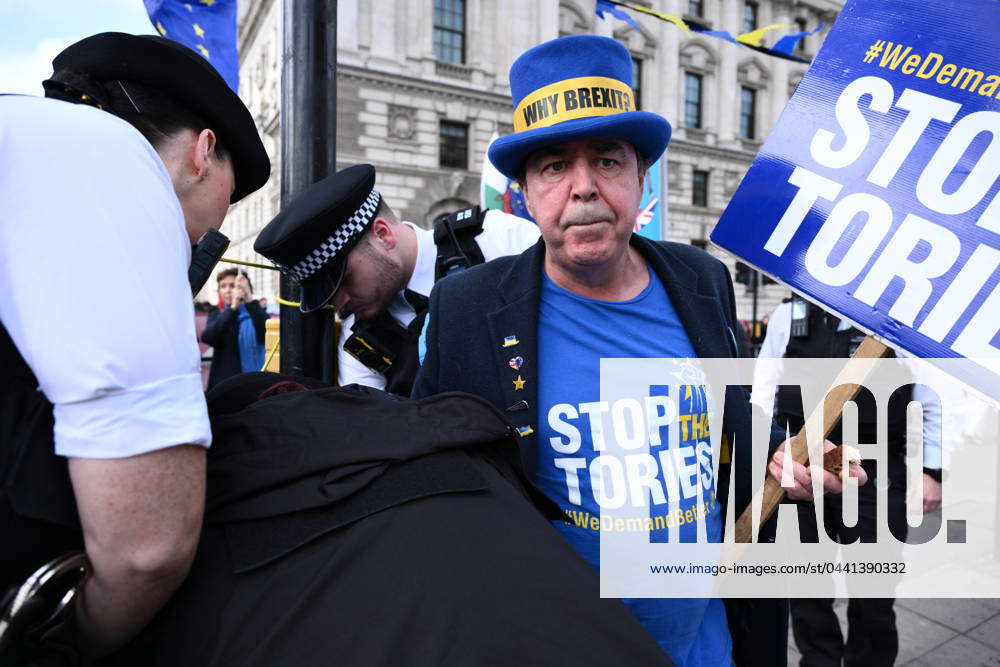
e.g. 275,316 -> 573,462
487,240 -> 544,476
486,237 -> 736,476
632,236 -> 735,358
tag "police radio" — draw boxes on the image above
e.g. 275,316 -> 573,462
433,206 -> 486,281
188,229 -> 230,296
790,294 -> 811,338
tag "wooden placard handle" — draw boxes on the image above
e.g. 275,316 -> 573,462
733,335 -> 892,543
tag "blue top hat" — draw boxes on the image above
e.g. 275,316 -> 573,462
488,34 -> 671,180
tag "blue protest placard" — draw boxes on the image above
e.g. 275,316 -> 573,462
710,0 -> 1000,394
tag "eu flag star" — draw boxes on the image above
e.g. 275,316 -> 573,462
156,21 -> 167,36
193,23 -> 206,38
199,0 -> 215,5
197,44 -> 210,58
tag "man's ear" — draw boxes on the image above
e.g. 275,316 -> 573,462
519,181 -> 536,220
192,129 -> 219,180
370,217 -> 397,250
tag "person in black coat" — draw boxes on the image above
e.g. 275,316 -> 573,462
109,374 -> 674,667
202,268 -> 267,389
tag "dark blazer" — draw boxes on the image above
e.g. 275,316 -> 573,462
414,235 -> 784,506
414,234 -> 789,666
202,301 -> 268,389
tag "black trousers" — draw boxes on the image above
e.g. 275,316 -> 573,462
791,457 -> 907,667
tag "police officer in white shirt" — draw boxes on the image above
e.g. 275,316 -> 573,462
255,164 -> 539,395
0,33 -> 269,657
751,295 -> 942,666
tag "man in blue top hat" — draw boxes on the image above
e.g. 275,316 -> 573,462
413,34 -> 865,666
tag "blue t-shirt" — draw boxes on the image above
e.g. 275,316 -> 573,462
536,267 -> 731,667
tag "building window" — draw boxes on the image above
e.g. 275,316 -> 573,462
439,121 -> 468,169
433,0 -> 465,64
743,2 -> 758,33
740,87 -> 756,140
684,73 -> 702,128
692,170 -> 709,207
632,57 -> 643,110
688,0 -> 703,17
795,18 -> 808,52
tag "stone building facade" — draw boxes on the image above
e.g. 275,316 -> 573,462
218,0 -> 843,329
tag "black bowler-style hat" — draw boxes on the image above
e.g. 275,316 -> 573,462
254,164 -> 382,313
50,32 -> 270,203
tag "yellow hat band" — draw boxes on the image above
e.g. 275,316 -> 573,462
512,76 -> 635,134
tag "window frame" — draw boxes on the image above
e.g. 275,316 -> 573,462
743,2 -> 758,33
684,72 -> 703,129
692,169 -> 709,207
631,57 -> 643,110
739,86 -> 757,140
433,0 -> 466,64
438,119 -> 469,170
795,17 -> 808,53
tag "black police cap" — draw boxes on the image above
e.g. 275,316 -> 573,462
52,32 -> 269,203
254,164 -> 382,313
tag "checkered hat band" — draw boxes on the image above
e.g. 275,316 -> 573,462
285,189 -> 381,282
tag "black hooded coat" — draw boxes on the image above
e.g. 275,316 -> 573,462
112,378 -> 673,666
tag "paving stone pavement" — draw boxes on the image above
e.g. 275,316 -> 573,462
784,598 -> 1000,665
783,513 -> 1000,665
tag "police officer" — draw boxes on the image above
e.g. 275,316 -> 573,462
0,33 -> 269,657
254,164 -> 539,395
753,295 -> 942,666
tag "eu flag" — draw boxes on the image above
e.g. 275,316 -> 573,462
144,0 -> 239,92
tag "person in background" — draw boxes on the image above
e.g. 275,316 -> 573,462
752,295 -> 941,667
254,164 -> 540,396
202,268 -> 267,389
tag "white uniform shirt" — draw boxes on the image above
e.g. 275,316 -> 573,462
337,210 -> 540,389
751,300 -> 940,468
0,96 -> 211,458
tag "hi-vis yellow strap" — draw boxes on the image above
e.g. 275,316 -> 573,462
261,334 -> 280,372
221,257 -> 278,271
275,295 -> 338,311
513,76 -> 635,133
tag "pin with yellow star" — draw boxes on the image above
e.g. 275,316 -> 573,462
512,375 -> 525,391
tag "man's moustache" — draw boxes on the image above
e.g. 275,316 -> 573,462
561,206 -> 614,227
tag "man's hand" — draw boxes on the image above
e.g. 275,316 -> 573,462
230,275 -> 250,308
767,439 -> 868,501
920,473 -> 942,513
